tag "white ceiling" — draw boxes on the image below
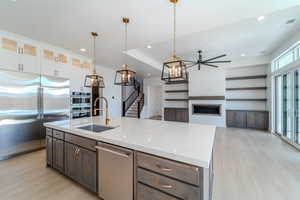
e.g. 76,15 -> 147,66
0,0 -> 300,77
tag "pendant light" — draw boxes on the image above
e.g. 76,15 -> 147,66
114,17 -> 136,86
84,32 -> 105,88
161,0 -> 188,82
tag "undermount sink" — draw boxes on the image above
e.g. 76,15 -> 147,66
77,124 -> 115,133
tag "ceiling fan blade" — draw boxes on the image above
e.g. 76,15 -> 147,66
203,54 -> 226,62
185,63 -> 197,68
205,60 -> 231,63
184,60 -> 196,63
202,63 -> 219,68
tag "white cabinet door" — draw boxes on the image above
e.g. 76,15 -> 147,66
0,35 -> 20,71
20,40 -> 40,74
41,46 -> 58,76
55,50 -> 70,79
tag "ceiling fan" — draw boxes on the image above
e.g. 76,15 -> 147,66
185,50 -> 232,70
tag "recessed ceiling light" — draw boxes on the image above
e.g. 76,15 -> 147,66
147,73 -> 152,77
80,48 -> 87,52
10,0 -> 17,2
257,16 -> 265,22
147,45 -> 152,49
286,19 -> 296,25
241,53 -> 246,57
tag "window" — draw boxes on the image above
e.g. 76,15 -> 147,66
272,41 -> 300,72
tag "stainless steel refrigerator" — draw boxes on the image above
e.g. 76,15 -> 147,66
0,69 -> 70,160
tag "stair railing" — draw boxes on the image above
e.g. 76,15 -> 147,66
137,93 -> 145,118
122,79 -> 141,117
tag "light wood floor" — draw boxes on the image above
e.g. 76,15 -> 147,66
0,128 -> 299,200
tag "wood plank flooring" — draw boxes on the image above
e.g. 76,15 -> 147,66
0,128 -> 299,200
213,128 -> 300,200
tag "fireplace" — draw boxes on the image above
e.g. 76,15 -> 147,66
192,104 -> 221,115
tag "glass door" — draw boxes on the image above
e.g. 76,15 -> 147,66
294,70 -> 300,145
282,73 -> 293,140
274,68 -> 300,148
275,76 -> 283,135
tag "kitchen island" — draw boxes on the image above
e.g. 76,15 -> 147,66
44,117 -> 215,200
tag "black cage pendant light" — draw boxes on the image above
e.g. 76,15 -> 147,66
114,17 -> 136,86
161,0 -> 188,82
84,32 -> 105,88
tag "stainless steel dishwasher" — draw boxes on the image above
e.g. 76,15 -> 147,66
96,142 -> 133,200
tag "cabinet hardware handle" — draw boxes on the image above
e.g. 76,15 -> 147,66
95,146 -> 130,158
157,165 -> 172,172
74,148 -> 79,160
161,184 -> 173,189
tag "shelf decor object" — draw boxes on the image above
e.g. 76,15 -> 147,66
114,17 -> 136,86
161,0 -> 188,82
84,32 -> 105,88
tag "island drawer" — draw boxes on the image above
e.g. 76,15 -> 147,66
46,128 -> 52,136
137,183 -> 179,200
137,152 -> 200,186
137,168 -> 200,200
53,130 -> 64,140
65,133 -> 96,151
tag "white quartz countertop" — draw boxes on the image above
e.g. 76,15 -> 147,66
44,117 -> 216,168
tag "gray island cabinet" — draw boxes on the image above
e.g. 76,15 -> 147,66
44,117 -> 215,200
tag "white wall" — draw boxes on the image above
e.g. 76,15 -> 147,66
148,85 -> 163,117
189,67 -> 225,96
141,77 -> 164,119
94,65 -> 122,118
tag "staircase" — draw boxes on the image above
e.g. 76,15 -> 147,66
122,80 -> 145,118
125,94 -> 144,118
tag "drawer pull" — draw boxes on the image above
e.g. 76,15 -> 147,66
161,184 -> 173,189
157,165 -> 172,172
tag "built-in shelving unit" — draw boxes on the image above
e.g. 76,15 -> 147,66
71,92 -> 91,119
225,65 -> 269,129
164,80 -> 189,122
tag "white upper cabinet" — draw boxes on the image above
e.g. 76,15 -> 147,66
20,39 -> 40,74
69,55 -> 92,91
0,32 -> 40,74
0,30 -> 92,91
40,45 -> 71,78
